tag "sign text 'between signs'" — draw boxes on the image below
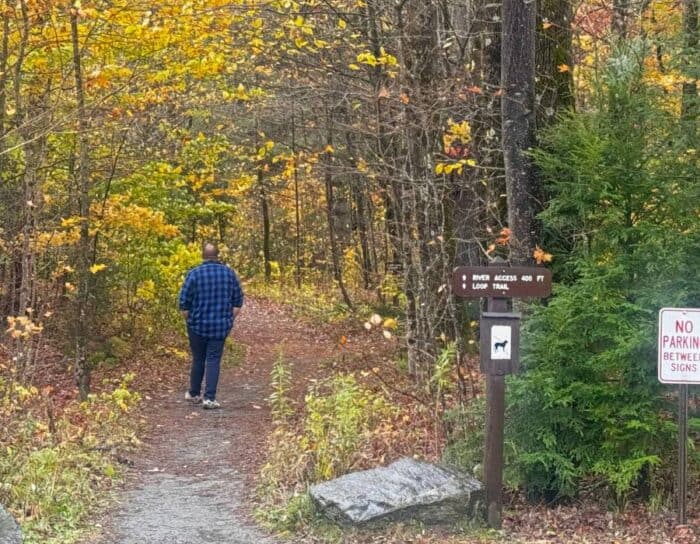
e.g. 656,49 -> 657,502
453,266 -> 552,298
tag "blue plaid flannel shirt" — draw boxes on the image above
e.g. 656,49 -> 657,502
178,261 -> 244,339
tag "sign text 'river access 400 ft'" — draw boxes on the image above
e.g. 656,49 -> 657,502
453,266 -> 552,298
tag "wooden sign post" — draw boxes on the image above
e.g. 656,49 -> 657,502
453,260 -> 552,529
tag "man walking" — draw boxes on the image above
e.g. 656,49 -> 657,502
178,243 -> 244,409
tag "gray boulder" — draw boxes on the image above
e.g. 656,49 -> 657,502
0,505 -> 22,544
309,457 -> 484,527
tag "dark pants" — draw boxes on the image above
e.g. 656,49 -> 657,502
187,328 -> 225,401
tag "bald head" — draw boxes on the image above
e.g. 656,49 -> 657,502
202,243 -> 219,261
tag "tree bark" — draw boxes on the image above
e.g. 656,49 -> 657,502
502,0 -> 540,265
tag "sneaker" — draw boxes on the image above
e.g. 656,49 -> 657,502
202,399 -> 221,410
185,392 -> 202,404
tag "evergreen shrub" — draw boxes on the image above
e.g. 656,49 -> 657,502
508,44 -> 698,504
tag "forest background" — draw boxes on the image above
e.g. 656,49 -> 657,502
0,0 -> 698,542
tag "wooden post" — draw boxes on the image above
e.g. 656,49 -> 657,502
452,261 -> 551,529
484,294 -> 510,529
485,373 -> 505,528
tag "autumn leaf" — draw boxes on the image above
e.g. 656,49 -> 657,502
90,264 -> 107,274
557,63 -> 570,73
383,318 -> 398,330
495,227 -> 511,245
533,245 -> 553,264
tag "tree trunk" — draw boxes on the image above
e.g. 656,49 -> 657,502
396,0 -> 446,379
365,0 -> 400,276
612,0 -> 629,38
455,0 -> 502,268
291,104 -> 302,289
324,106 -> 354,310
0,0 -> 9,159
344,125 -> 373,289
254,112 -> 272,282
681,0 -> 698,147
259,166 -> 272,282
502,0 -> 540,265
71,10 -> 93,400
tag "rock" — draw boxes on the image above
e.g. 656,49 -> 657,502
0,505 -> 22,544
309,457 -> 484,527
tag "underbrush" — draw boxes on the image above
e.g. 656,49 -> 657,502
0,372 -> 141,544
256,353 -> 409,534
246,277 -> 378,324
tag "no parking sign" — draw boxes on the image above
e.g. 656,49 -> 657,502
658,308 -> 700,384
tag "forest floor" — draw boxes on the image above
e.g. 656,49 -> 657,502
78,297 -> 698,544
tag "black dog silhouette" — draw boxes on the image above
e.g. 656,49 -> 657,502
494,340 -> 508,352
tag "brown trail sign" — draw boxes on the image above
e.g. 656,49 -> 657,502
453,261 -> 552,529
454,266 -> 552,298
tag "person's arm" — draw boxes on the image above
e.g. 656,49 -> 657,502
230,270 -> 244,318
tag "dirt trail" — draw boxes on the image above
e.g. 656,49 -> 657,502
87,298 -> 333,544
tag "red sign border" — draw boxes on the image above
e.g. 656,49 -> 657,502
658,307 -> 700,385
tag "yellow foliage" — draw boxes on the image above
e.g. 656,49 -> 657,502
35,227 -> 81,251
98,196 -> 180,239
6,316 -> 43,340
136,280 -> 157,301
382,318 -> 398,330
